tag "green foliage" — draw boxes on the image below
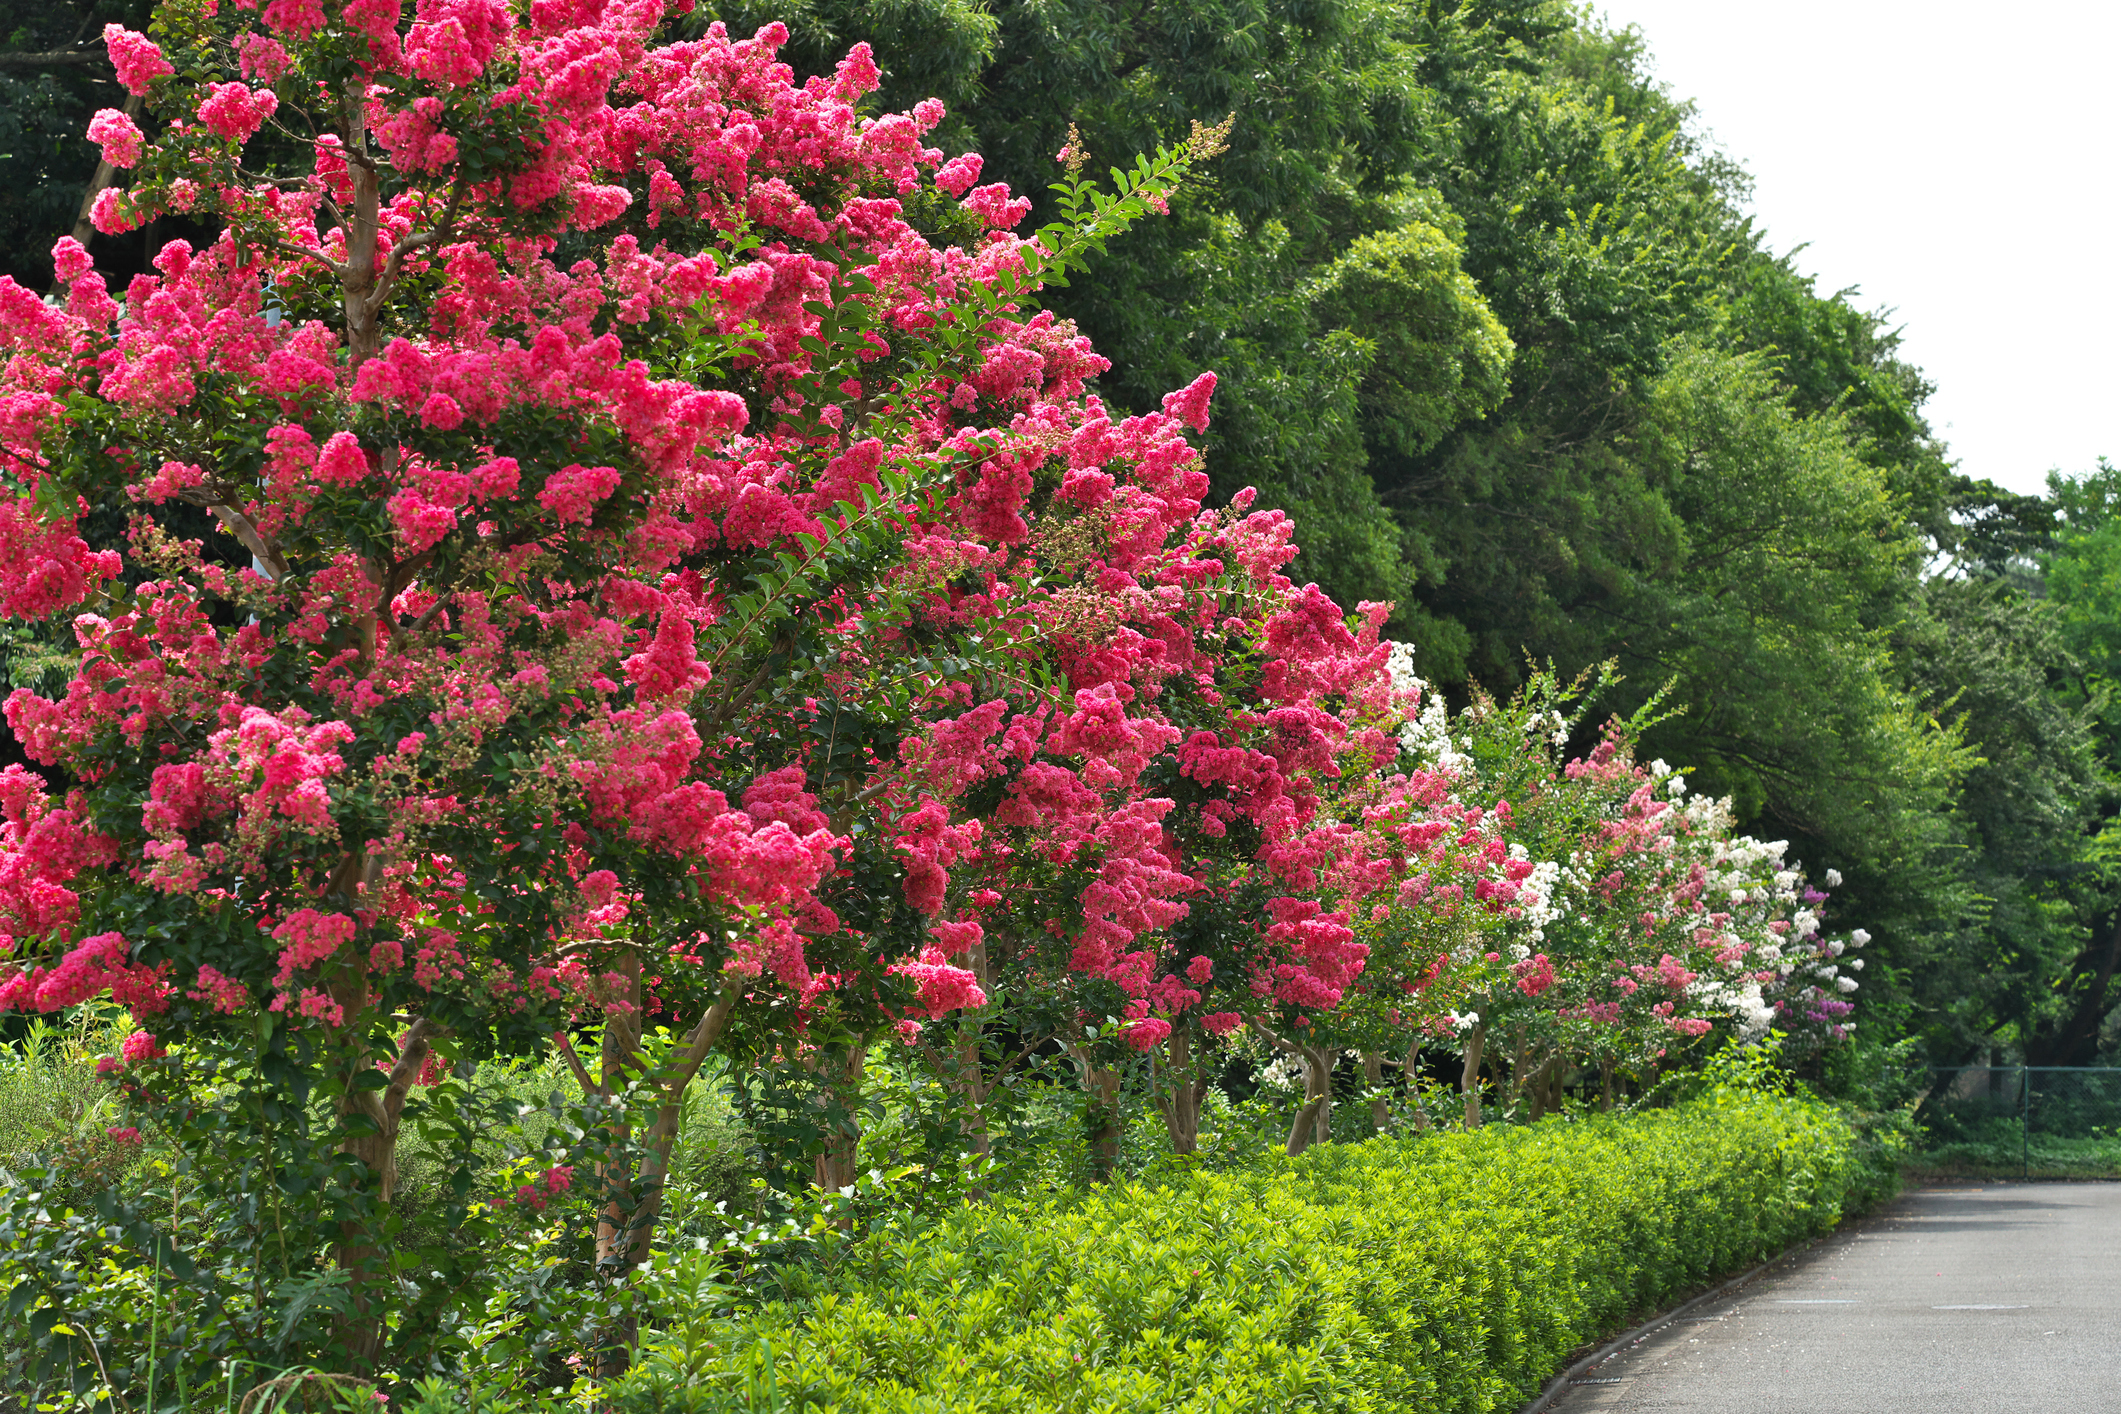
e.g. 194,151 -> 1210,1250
2,1033 -> 622,1405
1311,211 -> 1516,459
1911,1123 -> 2121,1181
580,1092 -> 1857,1414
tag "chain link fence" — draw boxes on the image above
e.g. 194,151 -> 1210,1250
1915,1066 -> 2121,1178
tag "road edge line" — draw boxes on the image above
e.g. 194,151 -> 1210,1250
1514,1229 -> 1835,1413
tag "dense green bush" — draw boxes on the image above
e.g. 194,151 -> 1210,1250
578,1089 -> 1857,1414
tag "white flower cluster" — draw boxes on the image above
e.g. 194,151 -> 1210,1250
1400,695 -> 1471,774
1522,708 -> 1569,747
1257,1052 -> 1306,1091
1384,641 -> 1422,697
1647,759 -> 1689,798
1384,642 -> 1474,772
1519,857 -> 1564,943
1689,976 -> 1777,1039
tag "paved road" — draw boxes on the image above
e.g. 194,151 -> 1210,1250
1548,1183 -> 2121,1413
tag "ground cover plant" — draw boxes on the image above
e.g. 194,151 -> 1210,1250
0,0 -> 1901,1406
560,1083 -> 1863,1414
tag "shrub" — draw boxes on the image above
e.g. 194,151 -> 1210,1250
585,1088 -> 1856,1413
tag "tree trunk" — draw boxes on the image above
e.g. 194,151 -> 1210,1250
1154,1026 -> 1205,1155
328,1010 -> 436,1367
1601,1057 -> 1614,1112
1507,1026 -> 1528,1113
951,939 -> 994,1178
592,955 -> 646,1280
1526,1054 -> 1560,1121
1086,1065 -> 1124,1181
315,839 -> 434,1367
1461,1024 -> 1486,1130
1058,1037 -> 1127,1182
1362,1050 -> 1388,1134
1284,1043 -> 1335,1156
2029,916 -> 2121,1067
339,81 -> 385,371
582,992 -> 734,1376
1403,1041 -> 1428,1133
811,1044 -> 867,1195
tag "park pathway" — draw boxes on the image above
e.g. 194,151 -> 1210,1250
1545,1183 -> 2121,1413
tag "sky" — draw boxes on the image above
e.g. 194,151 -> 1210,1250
1588,1 -> 2119,495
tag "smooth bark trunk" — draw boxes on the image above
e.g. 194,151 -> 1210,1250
339,81 -> 386,371
1507,1027 -> 1528,1112
1527,1054 -> 1559,1121
1362,1050 -> 1388,1134
328,1013 -> 437,1366
317,844 -> 434,1367
1154,1027 -> 1206,1155
1057,1030 -> 1130,1183
950,940 -> 994,1179
1086,1065 -> 1123,1181
811,1045 -> 867,1195
1461,1024 -> 1486,1130
580,988 -> 735,1376
1402,1041 -> 1427,1133
1284,1043 -> 1335,1156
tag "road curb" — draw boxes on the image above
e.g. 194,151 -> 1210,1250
1514,1230 -> 1834,1414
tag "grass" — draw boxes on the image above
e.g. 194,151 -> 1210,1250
1907,1113 -> 2121,1180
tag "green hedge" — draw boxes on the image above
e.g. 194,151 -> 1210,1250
598,1088 -> 1858,1414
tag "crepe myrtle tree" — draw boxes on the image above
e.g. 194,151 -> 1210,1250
893,588 -> 1424,1172
1346,662 -> 1871,1130
0,0 -> 1371,1345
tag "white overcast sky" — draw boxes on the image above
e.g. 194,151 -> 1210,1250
1587,1 -> 2119,495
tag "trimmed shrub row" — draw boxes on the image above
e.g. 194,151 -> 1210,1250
598,1087 -> 1859,1413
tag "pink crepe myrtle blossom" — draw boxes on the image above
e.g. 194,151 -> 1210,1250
890,947 -> 986,1019
197,82 -> 279,144
510,1163 -> 575,1212
87,108 -> 146,168
103,25 -> 173,95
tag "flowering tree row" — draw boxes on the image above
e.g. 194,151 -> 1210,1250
960,648 -> 1869,1162
0,2 -> 1864,1368
0,0 -> 1427,1348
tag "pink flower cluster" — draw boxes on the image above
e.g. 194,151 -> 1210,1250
511,1164 -> 575,1212
197,82 -> 279,144
103,25 -> 172,95
88,108 -> 146,168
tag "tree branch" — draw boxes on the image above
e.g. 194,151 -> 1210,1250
550,1029 -> 597,1096
207,503 -> 289,580
0,50 -> 110,69
380,1017 -> 440,1127
370,172 -> 470,310
64,92 -> 142,263
407,591 -> 455,635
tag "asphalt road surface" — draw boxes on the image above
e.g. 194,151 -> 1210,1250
1546,1183 -> 2121,1413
